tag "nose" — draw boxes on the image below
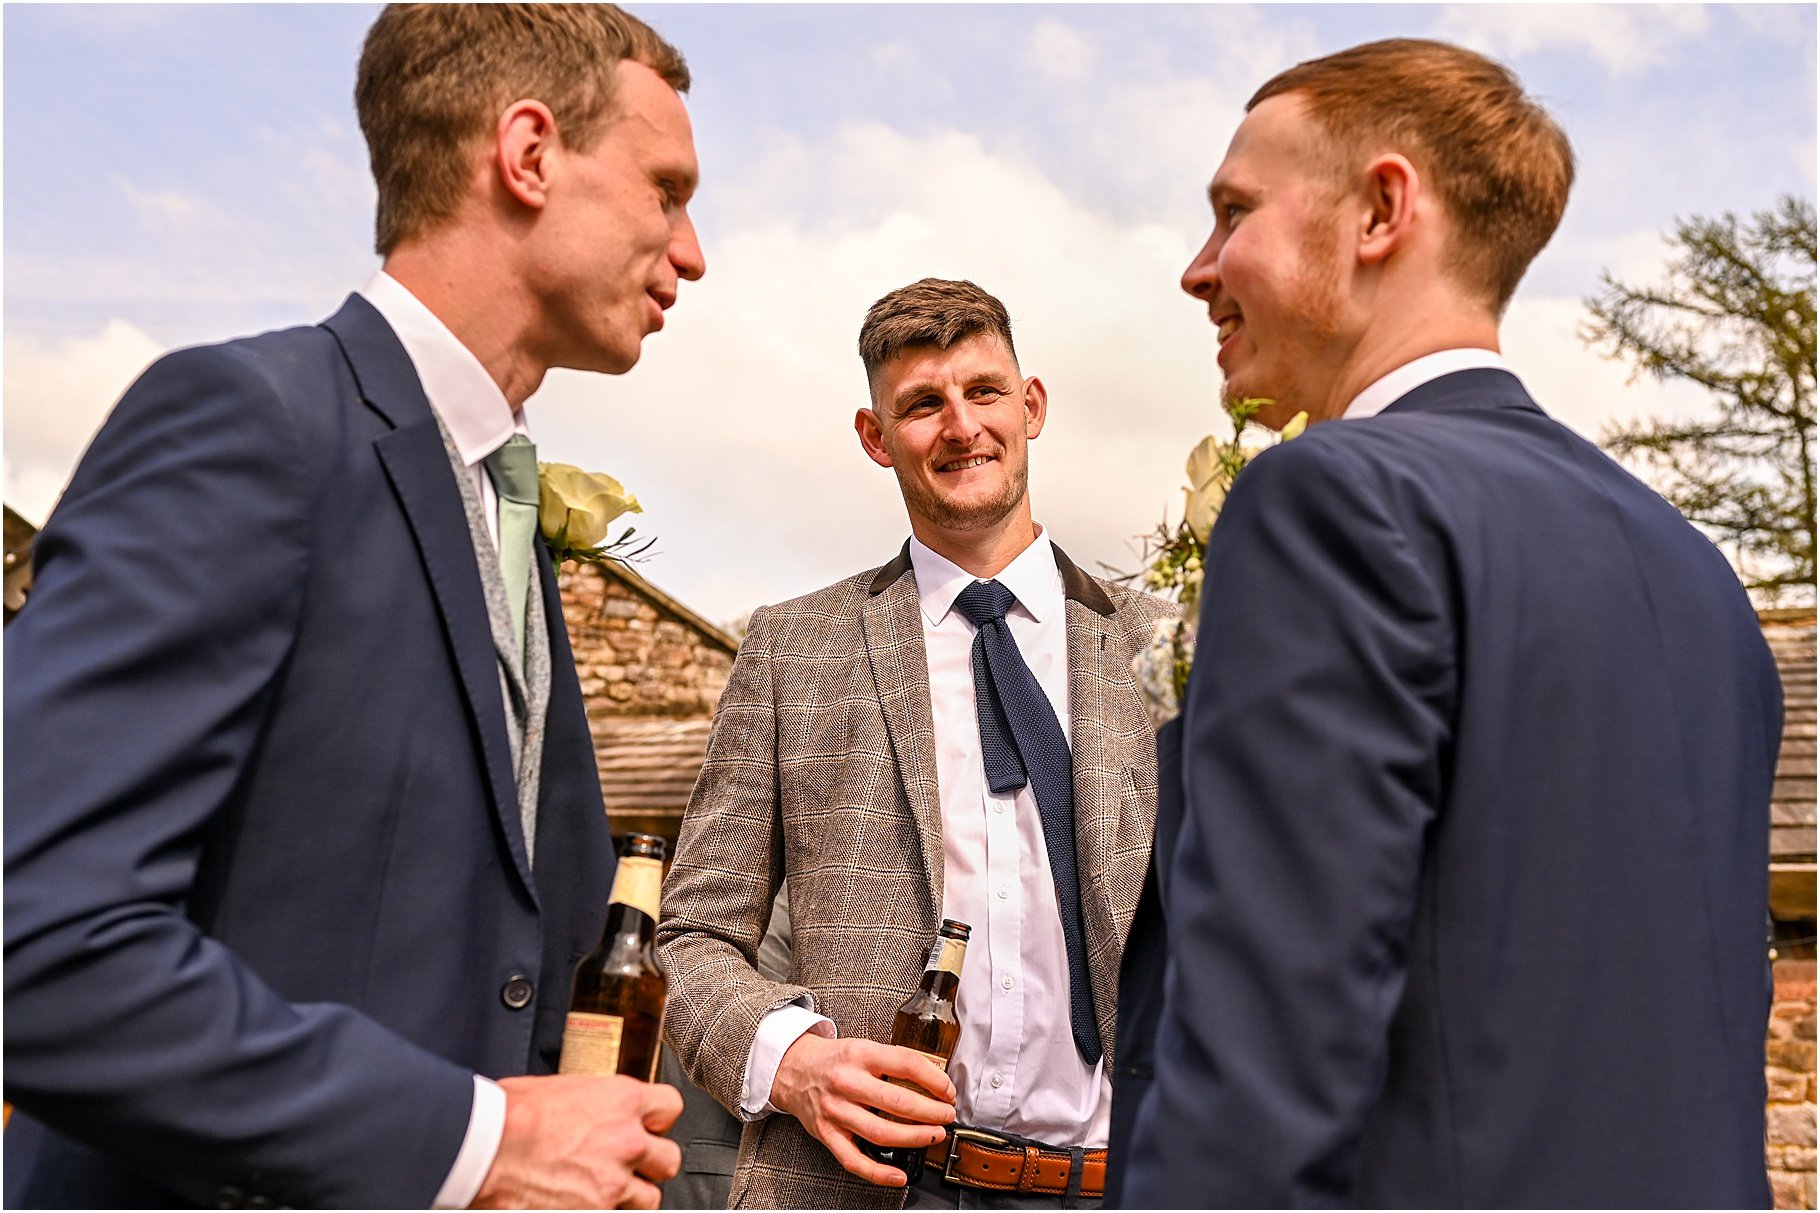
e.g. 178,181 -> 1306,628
671,211 -> 705,282
1180,227 -> 1221,301
938,396 -> 982,446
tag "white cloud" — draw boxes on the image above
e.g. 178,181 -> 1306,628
1433,4 -> 1711,75
4,320 -> 164,525
1501,293 -> 1711,442
517,119 -> 1714,624
1029,20 -> 1095,84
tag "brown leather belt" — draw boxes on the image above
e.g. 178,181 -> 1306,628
924,1128 -> 1107,1200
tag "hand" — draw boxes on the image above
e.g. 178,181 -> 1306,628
770,1033 -> 956,1187
471,1074 -> 683,1209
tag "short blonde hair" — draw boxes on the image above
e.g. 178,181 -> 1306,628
1250,38 -> 1574,312
356,4 -> 689,255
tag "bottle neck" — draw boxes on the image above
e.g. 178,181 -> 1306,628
918,936 -> 966,996
608,855 -> 663,921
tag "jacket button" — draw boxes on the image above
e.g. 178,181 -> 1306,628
214,1187 -> 244,1209
501,975 -> 535,1009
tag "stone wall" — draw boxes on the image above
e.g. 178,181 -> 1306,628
1768,954 -> 1817,1209
558,563 -> 732,719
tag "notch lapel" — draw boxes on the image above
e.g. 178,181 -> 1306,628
324,296 -> 537,899
862,550 -> 945,921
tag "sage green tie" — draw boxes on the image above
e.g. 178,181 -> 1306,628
483,434 -> 539,659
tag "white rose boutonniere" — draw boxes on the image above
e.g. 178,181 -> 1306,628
537,461 -> 651,569
1129,399 -> 1307,729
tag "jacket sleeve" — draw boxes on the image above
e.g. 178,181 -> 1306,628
3,344 -> 476,1208
1121,436 -> 1456,1207
657,606 -> 820,1116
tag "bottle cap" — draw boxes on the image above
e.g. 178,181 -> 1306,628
938,918 -> 972,941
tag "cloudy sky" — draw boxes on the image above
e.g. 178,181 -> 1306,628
6,3 -> 1814,625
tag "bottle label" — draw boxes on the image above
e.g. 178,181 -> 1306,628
559,1011 -> 625,1076
608,855 -> 663,921
925,937 -> 967,978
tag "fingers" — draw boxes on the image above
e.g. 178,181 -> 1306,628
616,1176 -> 665,1210
633,1131 -> 682,1184
865,1077 -> 956,1127
844,1104 -> 949,1150
871,1044 -> 958,1104
823,1127 -> 912,1188
639,1081 -> 684,1133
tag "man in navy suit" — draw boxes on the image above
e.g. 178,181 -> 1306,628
5,6 -> 704,1207
1109,39 -> 1782,1208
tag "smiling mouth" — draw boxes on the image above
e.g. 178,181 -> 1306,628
936,454 -> 994,473
1215,314 -> 1242,344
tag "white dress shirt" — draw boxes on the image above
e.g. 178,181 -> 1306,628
358,269 -> 524,1210
1341,347 -> 1513,420
741,528 -> 1111,1148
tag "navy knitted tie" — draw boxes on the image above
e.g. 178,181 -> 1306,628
952,579 -> 1101,1066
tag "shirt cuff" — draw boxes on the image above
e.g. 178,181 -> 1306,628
740,1000 -> 835,1118
432,1075 -> 506,1209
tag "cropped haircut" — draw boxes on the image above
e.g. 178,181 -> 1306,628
858,279 -> 1018,391
1249,38 -> 1574,313
356,4 -> 689,255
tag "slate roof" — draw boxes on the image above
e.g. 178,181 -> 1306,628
591,717 -> 715,824
1763,609 -> 1816,924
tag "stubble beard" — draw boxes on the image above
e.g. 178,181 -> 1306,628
1222,230 -> 1346,426
898,449 -> 1029,533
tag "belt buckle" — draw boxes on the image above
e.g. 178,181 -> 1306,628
942,1127 -> 1012,1184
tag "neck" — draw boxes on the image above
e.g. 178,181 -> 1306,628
383,240 -> 548,409
1308,277 -> 1501,425
911,503 -> 1038,578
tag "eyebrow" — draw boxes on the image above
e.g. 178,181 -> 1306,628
1207,179 -> 1257,211
889,370 -> 1015,414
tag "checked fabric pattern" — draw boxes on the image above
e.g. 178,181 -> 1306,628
953,578 -> 1100,1067
658,544 -> 1176,1209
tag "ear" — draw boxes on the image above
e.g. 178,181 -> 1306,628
1020,376 -> 1048,441
855,407 -> 894,469
495,99 -> 559,211
1357,153 -> 1418,267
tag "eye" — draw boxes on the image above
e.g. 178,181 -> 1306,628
1220,203 -> 1246,226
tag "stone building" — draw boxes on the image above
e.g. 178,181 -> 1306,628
1762,608 -> 1817,1210
556,559 -> 736,846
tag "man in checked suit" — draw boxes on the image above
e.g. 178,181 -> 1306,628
6,6 -> 702,1207
660,278 -> 1175,1209
1109,39 -> 1783,1207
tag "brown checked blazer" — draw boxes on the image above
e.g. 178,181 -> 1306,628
657,542 -> 1177,1209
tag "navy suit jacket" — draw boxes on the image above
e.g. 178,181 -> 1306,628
1109,370 -> 1781,1208
4,297 -> 615,1208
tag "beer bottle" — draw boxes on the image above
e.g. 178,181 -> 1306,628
859,919 -> 971,1184
561,833 -> 667,1081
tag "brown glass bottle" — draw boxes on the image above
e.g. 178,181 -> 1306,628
859,919 -> 971,1184
561,833 -> 667,1081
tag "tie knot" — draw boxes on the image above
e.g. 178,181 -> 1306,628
954,579 -> 1017,628
484,434 -> 540,504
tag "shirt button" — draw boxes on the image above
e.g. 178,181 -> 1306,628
991,1073 -> 1005,1088
993,802 -> 1005,814
997,886 -> 1010,900
1001,975 -> 1014,990
501,975 -> 535,1009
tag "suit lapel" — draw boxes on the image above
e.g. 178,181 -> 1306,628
863,547 -> 945,918
1065,601 -> 1123,890
324,296 -> 537,899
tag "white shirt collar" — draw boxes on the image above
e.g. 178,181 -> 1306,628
908,528 -> 1062,628
358,269 -> 524,467
1341,348 -> 1513,421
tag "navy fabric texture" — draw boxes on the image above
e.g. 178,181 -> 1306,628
1111,371 -> 1781,1208
954,579 -> 1101,1066
3,296 -> 615,1208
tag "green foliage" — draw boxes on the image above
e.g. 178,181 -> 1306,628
1582,195 -> 1816,602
